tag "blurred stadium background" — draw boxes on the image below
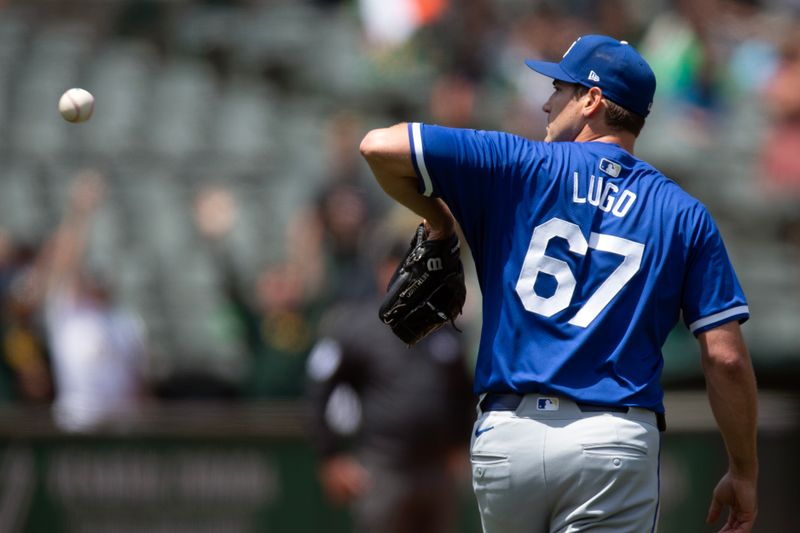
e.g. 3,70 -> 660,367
0,0 -> 797,531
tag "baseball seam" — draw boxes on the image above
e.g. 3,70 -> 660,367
66,92 -> 81,122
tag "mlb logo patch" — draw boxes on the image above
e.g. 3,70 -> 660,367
536,397 -> 559,411
599,158 -> 621,177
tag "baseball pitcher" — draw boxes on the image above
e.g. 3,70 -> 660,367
361,35 -> 758,533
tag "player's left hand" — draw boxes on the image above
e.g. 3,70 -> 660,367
706,470 -> 758,533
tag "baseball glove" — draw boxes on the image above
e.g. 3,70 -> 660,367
379,223 -> 466,346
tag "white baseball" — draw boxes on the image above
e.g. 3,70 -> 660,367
58,88 -> 95,123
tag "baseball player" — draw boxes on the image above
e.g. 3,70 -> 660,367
360,35 -> 758,533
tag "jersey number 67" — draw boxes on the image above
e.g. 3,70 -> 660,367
515,217 -> 645,328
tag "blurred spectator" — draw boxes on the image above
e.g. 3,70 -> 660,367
152,184 -> 245,400
719,0 -> 778,97
0,276 -> 53,404
288,112 -> 379,308
112,0 -> 171,54
39,171 -> 148,432
593,0 -> 645,44
245,262 -> 318,397
304,183 -> 374,304
639,0 -> 726,138
760,22 -> 800,197
0,229 -> 19,298
429,72 -> 478,128
759,21 -> 800,252
306,223 -> 474,533
322,111 -> 374,188
422,0 -> 498,81
0,236 -> 53,404
358,0 -> 449,50
193,185 -> 319,398
497,6 -> 588,138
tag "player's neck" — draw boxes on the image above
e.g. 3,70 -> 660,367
575,125 -> 636,154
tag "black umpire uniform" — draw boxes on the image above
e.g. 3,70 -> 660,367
306,296 -> 475,533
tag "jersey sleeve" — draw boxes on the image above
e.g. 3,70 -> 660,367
407,122 -> 545,243
681,207 -> 749,336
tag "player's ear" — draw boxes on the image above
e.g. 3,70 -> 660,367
581,86 -> 605,118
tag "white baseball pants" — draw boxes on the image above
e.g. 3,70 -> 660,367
470,394 -> 660,533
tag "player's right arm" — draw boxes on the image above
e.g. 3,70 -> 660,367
360,123 -> 456,240
698,321 -> 758,533
362,122 -> 539,245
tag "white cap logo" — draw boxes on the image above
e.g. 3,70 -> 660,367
563,37 -> 580,58
588,70 -> 600,82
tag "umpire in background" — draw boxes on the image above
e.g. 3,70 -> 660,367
360,35 -> 758,533
306,220 -> 475,533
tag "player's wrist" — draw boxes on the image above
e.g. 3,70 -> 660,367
426,227 -> 454,241
421,198 -> 456,241
728,460 -> 759,480
424,217 -> 456,241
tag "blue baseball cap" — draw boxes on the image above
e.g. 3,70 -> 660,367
525,35 -> 656,117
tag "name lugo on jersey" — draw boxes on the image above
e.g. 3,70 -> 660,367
572,171 -> 636,217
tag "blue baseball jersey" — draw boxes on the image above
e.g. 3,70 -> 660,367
408,122 -> 749,412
